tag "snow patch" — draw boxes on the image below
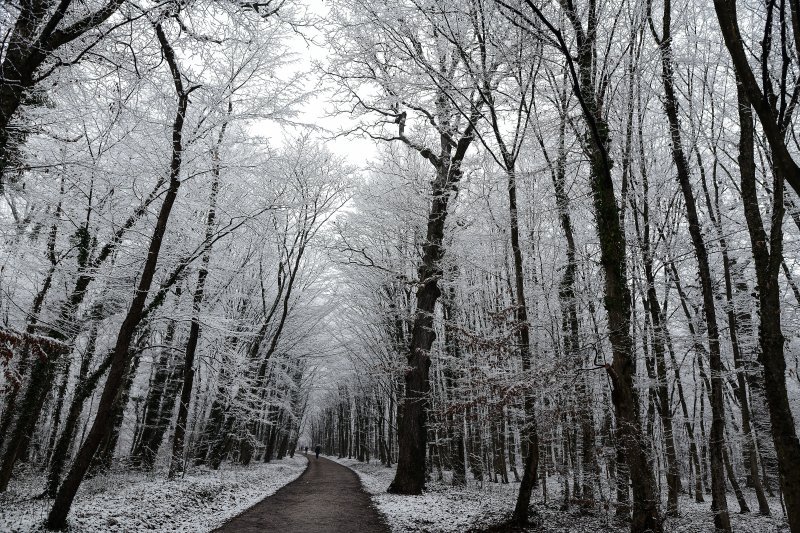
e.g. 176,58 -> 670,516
0,455 -> 308,532
333,457 -> 790,532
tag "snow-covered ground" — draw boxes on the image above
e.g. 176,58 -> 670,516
0,455 -> 308,532
335,457 -> 519,532
334,457 -> 790,532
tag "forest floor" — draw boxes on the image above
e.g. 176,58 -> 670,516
214,454 -> 389,532
0,454 -> 307,532
1,453 -> 791,532
335,457 -> 791,532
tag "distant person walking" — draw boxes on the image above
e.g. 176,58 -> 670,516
315,444 -> 321,459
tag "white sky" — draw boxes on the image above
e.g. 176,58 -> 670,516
255,0 -> 378,166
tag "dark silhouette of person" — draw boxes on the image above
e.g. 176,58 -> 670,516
315,444 -> 321,459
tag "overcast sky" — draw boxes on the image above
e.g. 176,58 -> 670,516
252,0 -> 378,167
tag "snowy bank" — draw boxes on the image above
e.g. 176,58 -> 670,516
333,457 -> 519,532
334,457 -> 790,532
0,455 -> 308,532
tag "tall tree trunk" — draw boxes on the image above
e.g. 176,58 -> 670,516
388,184 -> 443,493
650,3 -> 730,527
442,282 -> 467,486
507,163 -> 540,524
168,106 -> 228,479
46,24 -> 192,529
542,1 -> 664,527
388,103 -> 479,495
696,144 -> 771,515
632,129 -> 680,517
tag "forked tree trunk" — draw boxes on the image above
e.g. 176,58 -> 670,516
0,0 -> 124,181
388,102 -> 480,494
713,0 -> 800,196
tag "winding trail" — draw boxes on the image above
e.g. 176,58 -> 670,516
214,454 -> 390,533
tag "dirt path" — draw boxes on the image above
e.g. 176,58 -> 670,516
214,454 -> 390,533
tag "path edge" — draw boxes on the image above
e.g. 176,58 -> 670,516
208,454 -> 310,532
328,456 -> 394,533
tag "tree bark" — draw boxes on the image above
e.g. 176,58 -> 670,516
389,163 -> 452,494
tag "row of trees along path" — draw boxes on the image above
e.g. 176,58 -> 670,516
0,0 -> 800,532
